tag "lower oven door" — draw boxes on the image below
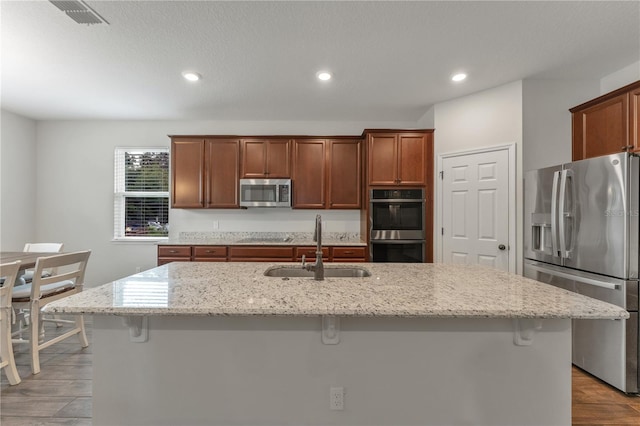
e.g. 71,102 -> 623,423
370,240 -> 424,263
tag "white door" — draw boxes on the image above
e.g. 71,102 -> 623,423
441,147 -> 511,271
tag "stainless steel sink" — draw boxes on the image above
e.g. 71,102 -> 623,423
264,266 -> 371,278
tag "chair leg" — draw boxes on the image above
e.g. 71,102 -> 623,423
1,308 -> 21,385
29,302 -> 41,375
54,314 -> 64,328
76,315 -> 89,348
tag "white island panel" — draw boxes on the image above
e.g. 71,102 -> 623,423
93,315 -> 571,426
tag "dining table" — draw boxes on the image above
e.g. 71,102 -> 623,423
0,251 -> 57,271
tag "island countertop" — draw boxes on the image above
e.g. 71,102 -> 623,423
43,262 -> 629,320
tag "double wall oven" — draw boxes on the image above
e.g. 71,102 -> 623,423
369,189 -> 425,262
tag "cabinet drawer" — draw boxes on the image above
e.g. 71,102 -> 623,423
229,246 -> 294,259
295,246 -> 330,260
158,246 -> 191,257
193,246 -> 227,258
158,257 -> 192,266
332,247 -> 365,259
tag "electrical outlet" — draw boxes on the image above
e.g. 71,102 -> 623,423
135,266 -> 141,273
212,220 -> 219,230
329,386 -> 344,410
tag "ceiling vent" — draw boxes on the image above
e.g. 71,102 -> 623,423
49,1 -> 109,25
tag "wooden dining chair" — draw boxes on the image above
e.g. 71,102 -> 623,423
11,250 -> 91,375
1,260 -> 22,385
22,243 -> 64,283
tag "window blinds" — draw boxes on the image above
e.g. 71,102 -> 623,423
114,148 -> 169,239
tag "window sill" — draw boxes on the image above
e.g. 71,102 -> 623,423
111,237 -> 168,244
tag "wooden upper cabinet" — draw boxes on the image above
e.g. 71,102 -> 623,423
367,134 -> 398,185
571,80 -> 640,160
292,138 -> 362,209
172,138 -> 205,208
204,139 -> 240,208
328,139 -> 361,209
631,85 -> 640,153
366,131 -> 432,186
171,137 -> 240,209
398,134 -> 428,185
292,139 -> 326,208
241,139 -> 291,178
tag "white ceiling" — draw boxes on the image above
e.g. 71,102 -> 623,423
2,0 -> 639,122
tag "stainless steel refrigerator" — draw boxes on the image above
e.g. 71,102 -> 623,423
524,152 -> 639,394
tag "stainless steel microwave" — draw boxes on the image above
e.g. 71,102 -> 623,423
239,179 -> 291,207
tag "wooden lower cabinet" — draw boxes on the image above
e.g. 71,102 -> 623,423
295,246 -> 330,261
158,245 -> 366,265
228,246 -> 294,262
331,246 -> 366,262
192,246 -> 227,262
157,245 -> 191,265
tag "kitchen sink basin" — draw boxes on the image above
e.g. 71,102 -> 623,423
264,266 -> 371,278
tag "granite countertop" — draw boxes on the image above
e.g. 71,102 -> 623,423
162,232 -> 366,247
44,262 -> 628,320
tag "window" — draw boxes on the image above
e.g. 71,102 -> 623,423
114,148 -> 169,240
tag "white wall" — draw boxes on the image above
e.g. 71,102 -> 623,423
601,60 -> 640,94
522,79 -> 600,171
34,119 -> 415,286
0,110 -> 37,250
433,81 -> 524,273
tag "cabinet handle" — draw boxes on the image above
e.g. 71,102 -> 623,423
169,250 -> 178,253
622,145 -> 634,151
206,250 -> 213,253
343,251 -> 353,254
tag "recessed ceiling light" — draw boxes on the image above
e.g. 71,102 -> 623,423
182,71 -> 201,82
316,71 -> 332,81
451,73 -> 467,82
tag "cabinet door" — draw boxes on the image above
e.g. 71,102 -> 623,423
295,246 -> 330,261
631,86 -> 640,153
241,139 -> 268,178
398,134 -> 427,185
265,140 -> 291,178
572,93 -> 629,160
328,139 -> 361,208
228,246 -> 294,261
241,139 -> 291,178
157,245 -> 192,266
193,245 -> 228,261
205,139 -> 240,208
171,139 -> 204,208
331,246 -> 366,262
368,134 -> 398,185
293,139 -> 326,208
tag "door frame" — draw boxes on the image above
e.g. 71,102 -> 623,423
436,143 -> 517,272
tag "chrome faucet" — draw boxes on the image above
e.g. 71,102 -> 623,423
302,214 -> 324,280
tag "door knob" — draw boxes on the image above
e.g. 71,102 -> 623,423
498,244 -> 506,251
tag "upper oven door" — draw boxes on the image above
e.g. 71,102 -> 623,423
370,198 -> 425,240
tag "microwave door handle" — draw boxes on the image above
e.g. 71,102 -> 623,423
275,184 -> 280,203
551,171 -> 560,257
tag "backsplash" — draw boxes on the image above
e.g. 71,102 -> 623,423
178,231 -> 361,242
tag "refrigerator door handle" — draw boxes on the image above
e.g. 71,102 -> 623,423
551,171 -> 560,257
526,263 -> 621,290
558,169 -> 571,258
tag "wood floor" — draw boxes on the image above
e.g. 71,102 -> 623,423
1,318 -> 639,425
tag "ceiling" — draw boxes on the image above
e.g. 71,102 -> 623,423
2,0 -> 639,122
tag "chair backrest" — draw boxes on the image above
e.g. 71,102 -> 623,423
30,251 -> 91,300
23,243 -> 64,253
0,261 -> 21,309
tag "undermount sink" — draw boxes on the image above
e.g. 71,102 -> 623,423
264,266 -> 371,278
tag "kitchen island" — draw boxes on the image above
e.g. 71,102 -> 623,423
45,262 -> 628,426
